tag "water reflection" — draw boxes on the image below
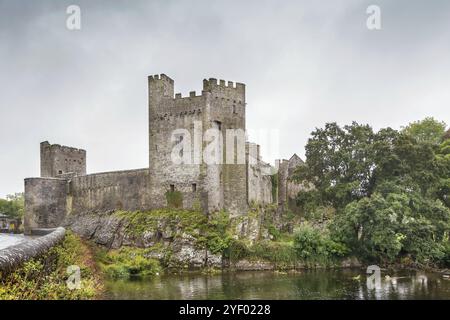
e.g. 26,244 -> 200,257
104,269 -> 450,300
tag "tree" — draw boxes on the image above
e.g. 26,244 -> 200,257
330,183 -> 450,265
402,117 -> 447,145
435,137 -> 450,207
0,193 -> 24,219
294,119 -> 450,266
293,122 -> 376,211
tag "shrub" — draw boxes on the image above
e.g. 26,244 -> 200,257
294,224 -> 347,265
252,241 -> 297,268
99,247 -> 161,279
226,240 -> 250,262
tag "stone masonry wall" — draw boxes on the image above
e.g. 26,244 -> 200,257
204,78 -> 248,216
0,227 -> 66,274
25,74 -> 274,233
24,178 -> 68,234
148,75 -> 251,215
40,141 -> 86,178
69,168 -> 151,215
148,74 -> 204,211
247,142 -> 273,205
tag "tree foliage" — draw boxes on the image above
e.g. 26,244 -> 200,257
294,119 -> 450,266
402,117 -> 447,145
0,193 -> 24,219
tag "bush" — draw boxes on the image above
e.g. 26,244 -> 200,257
99,247 -> 161,279
294,224 -> 347,265
442,241 -> 450,268
227,240 -> 250,262
252,241 -> 297,268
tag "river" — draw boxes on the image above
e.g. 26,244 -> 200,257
104,269 -> 450,300
0,233 -> 29,250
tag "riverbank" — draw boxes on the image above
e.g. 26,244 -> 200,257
0,232 -> 103,300
65,208 -> 449,278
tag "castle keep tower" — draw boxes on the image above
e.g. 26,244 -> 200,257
148,74 -> 248,215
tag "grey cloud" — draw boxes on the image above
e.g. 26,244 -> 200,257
0,0 -> 449,197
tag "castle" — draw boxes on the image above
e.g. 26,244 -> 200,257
24,74 -> 302,233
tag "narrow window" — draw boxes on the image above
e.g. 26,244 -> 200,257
192,183 -> 197,192
233,105 -> 236,114
214,120 -> 222,131
179,135 -> 184,157
170,184 -> 175,192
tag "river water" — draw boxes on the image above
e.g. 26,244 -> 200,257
104,269 -> 450,300
0,233 -> 29,250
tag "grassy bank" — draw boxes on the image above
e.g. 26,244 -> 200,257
0,231 -> 102,300
94,246 -> 162,279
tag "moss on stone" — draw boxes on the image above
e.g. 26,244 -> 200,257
165,191 -> 183,208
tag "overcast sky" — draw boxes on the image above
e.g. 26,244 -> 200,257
0,0 -> 449,198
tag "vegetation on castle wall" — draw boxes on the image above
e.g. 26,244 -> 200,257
271,173 -> 278,204
197,210 -> 234,255
114,209 -> 233,257
0,232 -> 101,300
165,191 -> 183,208
115,209 -> 207,238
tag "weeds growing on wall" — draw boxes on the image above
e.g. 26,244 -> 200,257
0,232 -> 101,300
165,191 -> 183,208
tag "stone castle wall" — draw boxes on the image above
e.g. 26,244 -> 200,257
24,74 -> 279,232
148,75 -> 205,211
69,168 -> 151,215
276,154 -> 304,213
24,177 -> 68,234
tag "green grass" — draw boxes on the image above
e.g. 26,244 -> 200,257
96,246 -> 161,279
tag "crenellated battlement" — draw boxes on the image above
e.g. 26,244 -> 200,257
203,78 -> 245,91
202,78 -> 245,104
40,141 -> 86,178
41,141 -> 86,155
148,73 -> 174,84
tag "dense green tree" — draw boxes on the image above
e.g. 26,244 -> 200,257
294,119 -> 450,266
294,122 -> 376,211
402,117 -> 446,145
436,138 -> 450,207
0,193 -> 24,219
330,182 -> 449,265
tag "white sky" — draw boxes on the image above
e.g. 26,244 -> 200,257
0,0 -> 449,197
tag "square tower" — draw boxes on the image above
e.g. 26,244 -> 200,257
148,74 -> 248,215
40,141 -> 86,178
